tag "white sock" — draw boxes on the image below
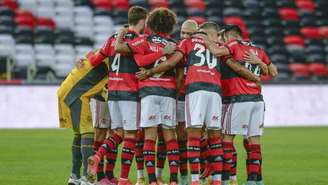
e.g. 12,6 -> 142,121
230,175 -> 237,180
212,174 -> 222,181
137,170 -> 144,179
191,174 -> 199,182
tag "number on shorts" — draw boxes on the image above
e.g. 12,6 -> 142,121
193,43 -> 217,69
111,54 -> 120,75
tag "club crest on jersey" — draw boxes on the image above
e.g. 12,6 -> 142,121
151,36 -> 168,45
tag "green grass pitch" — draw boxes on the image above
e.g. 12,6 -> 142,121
0,127 -> 327,185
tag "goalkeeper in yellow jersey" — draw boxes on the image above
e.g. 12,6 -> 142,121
57,50 -> 109,185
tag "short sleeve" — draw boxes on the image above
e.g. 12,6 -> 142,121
127,36 -> 148,54
175,39 -> 189,56
99,37 -> 112,56
223,39 -> 239,56
261,50 -> 272,65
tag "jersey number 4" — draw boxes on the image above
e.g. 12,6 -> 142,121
193,43 -> 217,69
111,54 -> 121,75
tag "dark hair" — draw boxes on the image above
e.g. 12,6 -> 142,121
146,7 -> 177,35
223,24 -> 243,36
128,6 -> 148,26
199,21 -> 220,32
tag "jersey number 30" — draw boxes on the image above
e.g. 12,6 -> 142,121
193,43 -> 217,69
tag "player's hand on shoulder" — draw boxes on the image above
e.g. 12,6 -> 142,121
243,51 -> 262,65
162,42 -> 176,55
75,59 -> 85,69
136,68 -> 151,80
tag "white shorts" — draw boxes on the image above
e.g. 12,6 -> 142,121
140,95 -> 176,128
90,98 -> 111,129
185,91 -> 222,130
108,101 -> 140,131
222,101 -> 265,137
177,100 -> 185,123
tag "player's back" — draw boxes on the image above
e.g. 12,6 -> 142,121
177,36 -> 222,95
129,33 -> 177,98
221,39 -> 270,103
106,31 -> 140,101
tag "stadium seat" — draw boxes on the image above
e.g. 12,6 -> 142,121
319,26 -> 328,38
308,63 -> 328,77
289,63 -> 310,78
92,0 -> 113,10
224,16 -> 246,28
284,35 -> 305,46
15,53 -> 35,67
149,0 -> 169,8
279,8 -> 299,21
35,52 -> 56,67
1,0 -> 18,10
296,0 -> 315,12
300,27 -> 321,39
36,6 -> 55,18
15,16 -> 35,28
36,18 -> 56,29
112,0 -> 130,10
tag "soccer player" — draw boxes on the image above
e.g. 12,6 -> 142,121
176,19 -> 199,185
136,22 -> 264,185
57,50 -> 109,185
115,8 -> 180,185
138,22 -> 224,185
86,6 -> 149,185
201,25 -> 271,185
89,87 -> 114,185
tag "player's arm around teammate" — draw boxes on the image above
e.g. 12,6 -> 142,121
86,6 -> 149,185
117,8 -> 181,185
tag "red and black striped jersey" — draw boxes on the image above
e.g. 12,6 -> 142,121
221,39 -> 271,103
127,34 -> 177,98
100,30 -> 140,101
176,36 -> 222,95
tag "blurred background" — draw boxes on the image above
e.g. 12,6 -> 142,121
0,0 -> 328,128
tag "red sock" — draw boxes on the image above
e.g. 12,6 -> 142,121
178,139 -> 188,176
94,140 -> 105,180
188,137 -> 201,180
247,144 -> 262,181
222,142 -> 233,181
208,136 -> 223,181
120,137 -> 136,179
96,133 -> 122,158
144,139 -> 157,183
156,128 -> 166,170
243,139 -> 250,176
166,139 -> 180,182
93,141 -> 103,151
200,137 -> 209,174
231,144 -> 237,178
100,133 -> 122,179
135,130 -> 144,171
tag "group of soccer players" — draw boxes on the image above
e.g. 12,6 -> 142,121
58,5 -> 278,185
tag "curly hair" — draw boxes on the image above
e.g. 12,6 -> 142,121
146,7 -> 177,35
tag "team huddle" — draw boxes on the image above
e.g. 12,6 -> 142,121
58,5 -> 278,185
